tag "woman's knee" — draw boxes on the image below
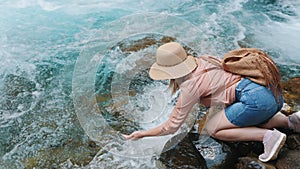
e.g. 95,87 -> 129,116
198,123 -> 218,139
204,122 -> 219,138
206,128 -> 222,140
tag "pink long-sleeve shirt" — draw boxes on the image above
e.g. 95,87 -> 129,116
160,56 -> 241,134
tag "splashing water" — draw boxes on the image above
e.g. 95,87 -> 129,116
72,16 -> 200,168
1,0 -> 300,168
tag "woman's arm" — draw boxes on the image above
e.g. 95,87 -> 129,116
123,87 -> 199,140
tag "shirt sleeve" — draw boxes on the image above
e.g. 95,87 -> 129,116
160,85 -> 200,135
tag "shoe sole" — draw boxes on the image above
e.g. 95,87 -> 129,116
259,133 -> 286,162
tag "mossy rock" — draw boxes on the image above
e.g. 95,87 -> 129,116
281,76 -> 300,111
22,139 -> 100,168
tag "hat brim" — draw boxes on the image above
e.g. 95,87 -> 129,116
149,55 -> 197,80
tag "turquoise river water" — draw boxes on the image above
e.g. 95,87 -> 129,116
0,0 -> 300,168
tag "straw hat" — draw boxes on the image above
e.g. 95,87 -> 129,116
149,42 -> 197,80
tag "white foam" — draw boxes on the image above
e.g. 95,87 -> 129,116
255,20 -> 300,64
37,0 -> 62,11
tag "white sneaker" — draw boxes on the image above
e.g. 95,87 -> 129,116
258,129 -> 286,162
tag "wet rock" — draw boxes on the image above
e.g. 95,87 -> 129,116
281,76 -> 300,111
275,133 -> 300,169
276,150 -> 300,169
22,138 -> 101,168
114,34 -> 198,58
116,35 -> 176,53
226,141 -> 263,158
193,134 -> 238,169
280,103 -> 294,115
236,157 -> 276,169
285,134 -> 300,150
159,133 -> 208,169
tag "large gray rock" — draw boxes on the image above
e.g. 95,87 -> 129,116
276,150 -> 300,169
276,134 -> 300,169
159,133 -> 208,169
193,134 -> 239,169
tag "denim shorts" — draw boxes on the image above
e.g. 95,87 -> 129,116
225,78 -> 283,127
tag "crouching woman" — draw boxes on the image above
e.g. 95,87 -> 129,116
123,42 -> 300,162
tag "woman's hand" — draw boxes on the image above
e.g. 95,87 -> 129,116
122,123 -> 170,140
122,131 -> 145,140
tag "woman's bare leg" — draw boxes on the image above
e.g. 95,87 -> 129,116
259,112 -> 289,129
204,109 -> 267,141
204,108 -> 288,162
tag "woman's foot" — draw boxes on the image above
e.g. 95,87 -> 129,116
259,129 -> 286,162
288,111 -> 300,133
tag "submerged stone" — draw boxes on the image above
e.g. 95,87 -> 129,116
4,74 -> 36,97
22,138 -> 100,168
115,35 -> 176,53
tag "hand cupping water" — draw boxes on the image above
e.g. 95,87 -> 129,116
122,131 -> 145,140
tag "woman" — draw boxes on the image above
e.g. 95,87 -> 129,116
123,42 -> 300,162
